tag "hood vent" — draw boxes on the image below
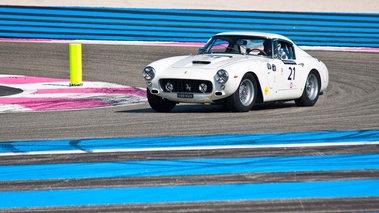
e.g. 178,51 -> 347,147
192,61 -> 211,64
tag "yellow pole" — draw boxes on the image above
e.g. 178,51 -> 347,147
69,43 -> 83,86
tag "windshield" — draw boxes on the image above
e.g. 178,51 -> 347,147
199,35 -> 272,57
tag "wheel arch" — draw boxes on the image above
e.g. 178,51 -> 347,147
246,71 -> 264,103
309,68 -> 321,91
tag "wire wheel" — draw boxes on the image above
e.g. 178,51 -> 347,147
225,73 -> 257,112
306,73 -> 319,101
295,70 -> 320,107
239,79 -> 255,106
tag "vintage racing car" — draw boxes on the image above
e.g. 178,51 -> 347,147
142,32 -> 329,112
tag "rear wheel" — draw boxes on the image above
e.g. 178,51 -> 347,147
295,70 -> 320,106
225,73 -> 257,112
147,89 -> 176,112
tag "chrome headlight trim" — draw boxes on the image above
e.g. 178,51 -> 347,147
215,69 -> 229,83
142,66 -> 155,80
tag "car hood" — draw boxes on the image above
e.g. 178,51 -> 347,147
171,54 -> 245,69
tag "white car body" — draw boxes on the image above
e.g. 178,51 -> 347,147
143,32 -> 329,112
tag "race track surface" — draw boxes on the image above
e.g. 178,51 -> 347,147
1,43 -> 378,140
0,42 -> 378,212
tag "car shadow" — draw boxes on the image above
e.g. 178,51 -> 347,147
253,102 -> 296,111
116,104 -> 228,114
116,102 -> 296,113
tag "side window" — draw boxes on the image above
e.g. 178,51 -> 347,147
278,41 -> 295,60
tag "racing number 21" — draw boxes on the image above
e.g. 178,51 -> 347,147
288,67 -> 296,80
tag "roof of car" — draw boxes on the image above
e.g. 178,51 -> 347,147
215,31 -> 291,42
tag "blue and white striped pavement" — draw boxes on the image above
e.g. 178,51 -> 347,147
0,130 -> 378,209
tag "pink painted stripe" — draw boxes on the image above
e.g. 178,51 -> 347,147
159,42 -> 205,47
0,97 -> 110,111
0,38 -> 54,42
346,47 -> 379,52
33,87 -> 147,97
0,38 -> 75,43
0,76 -> 71,84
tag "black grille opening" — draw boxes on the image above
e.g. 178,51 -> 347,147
160,79 -> 213,93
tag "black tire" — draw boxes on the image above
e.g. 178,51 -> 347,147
295,70 -> 320,106
225,73 -> 257,112
147,89 -> 176,112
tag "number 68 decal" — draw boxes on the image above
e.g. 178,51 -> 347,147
288,67 -> 296,80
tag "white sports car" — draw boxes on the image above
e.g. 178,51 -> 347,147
142,32 -> 329,112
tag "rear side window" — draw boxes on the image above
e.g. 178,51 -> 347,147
276,41 -> 296,60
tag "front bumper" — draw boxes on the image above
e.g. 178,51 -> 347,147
148,85 -> 228,103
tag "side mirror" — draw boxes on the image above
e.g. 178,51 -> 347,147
198,48 -> 206,54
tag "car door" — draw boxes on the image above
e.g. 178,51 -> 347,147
273,39 -> 303,92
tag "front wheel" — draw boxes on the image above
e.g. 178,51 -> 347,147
147,89 -> 176,112
225,73 -> 257,112
295,70 -> 320,106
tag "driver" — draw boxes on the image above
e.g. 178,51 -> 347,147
262,39 -> 272,57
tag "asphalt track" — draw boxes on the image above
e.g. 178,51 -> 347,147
0,42 -> 378,212
1,43 -> 378,140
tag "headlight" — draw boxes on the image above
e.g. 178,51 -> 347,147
215,69 -> 229,83
142,66 -> 155,80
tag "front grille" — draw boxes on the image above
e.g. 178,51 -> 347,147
160,79 -> 213,93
